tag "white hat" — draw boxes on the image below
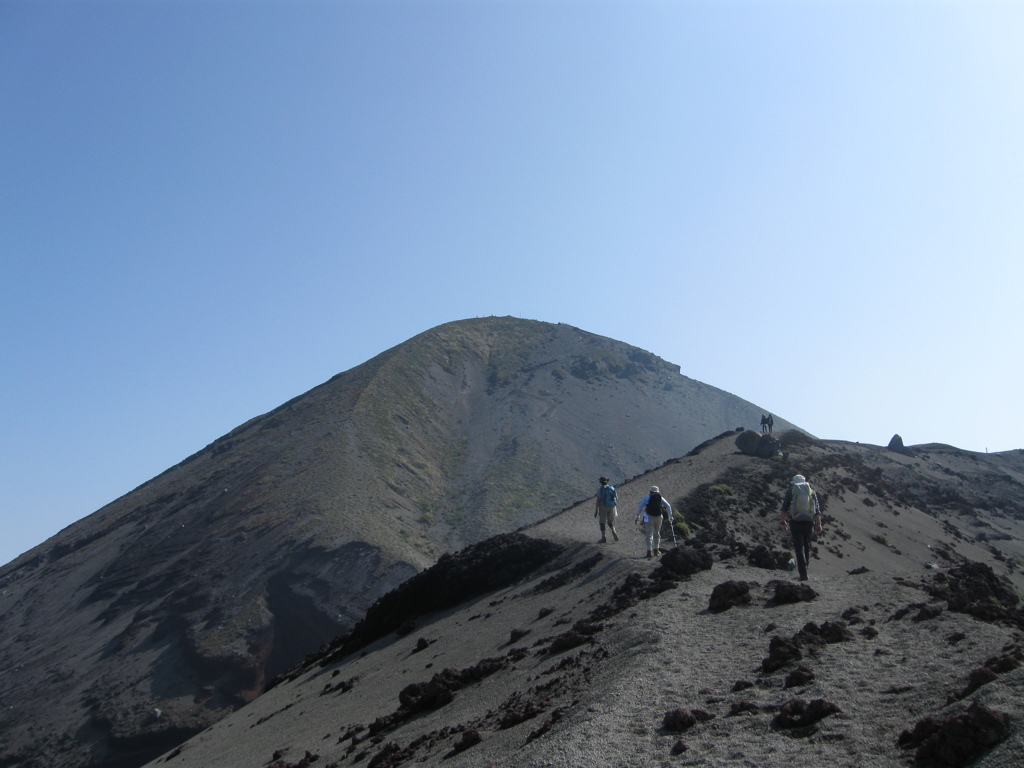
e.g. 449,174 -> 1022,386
650,486 -> 659,493
791,475 -> 806,484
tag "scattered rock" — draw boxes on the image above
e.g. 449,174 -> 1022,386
661,708 -> 714,732
447,729 -> 481,755
732,680 -> 754,692
500,701 -> 549,729
912,604 -> 944,622
654,547 -> 714,579
762,635 -> 804,673
367,742 -> 402,768
734,430 -> 762,455
784,665 -> 815,688
709,580 -> 752,612
312,534 -> 565,670
772,698 -> 841,730
848,566 -> 870,575
546,630 -> 591,655
509,628 -> 530,644
728,701 -> 761,716
925,561 -> 1023,628
946,647 -> 1023,703
588,573 -> 678,622
817,621 -> 855,643
898,702 -> 1009,768
670,739 -> 687,755
888,434 -> 914,456
771,581 -> 818,605
748,545 -> 791,571
841,607 -> 862,623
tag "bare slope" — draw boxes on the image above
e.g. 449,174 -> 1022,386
145,430 -> 1024,768
0,317 -> 791,768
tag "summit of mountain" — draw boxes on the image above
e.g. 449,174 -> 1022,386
0,317 -> 793,768
145,429 -> 1024,768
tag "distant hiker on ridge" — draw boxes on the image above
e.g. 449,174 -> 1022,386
767,414 -> 774,433
779,474 -> 823,581
760,414 -> 769,433
595,476 -> 619,543
636,486 -> 673,559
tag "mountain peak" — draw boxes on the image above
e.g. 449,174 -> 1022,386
0,319 -> 790,768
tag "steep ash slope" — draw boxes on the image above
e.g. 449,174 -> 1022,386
144,431 -> 1024,768
0,317 -> 789,768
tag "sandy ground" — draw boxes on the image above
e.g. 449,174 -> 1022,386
144,434 -> 1024,768
148,536 -> 1023,768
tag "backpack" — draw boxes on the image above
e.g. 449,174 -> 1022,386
791,482 -> 815,521
645,492 -> 663,516
599,485 -> 617,506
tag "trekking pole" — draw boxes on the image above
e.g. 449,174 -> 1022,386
667,512 -> 678,548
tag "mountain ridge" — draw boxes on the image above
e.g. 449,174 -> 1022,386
143,429 -> 1024,768
0,316 -> 796,768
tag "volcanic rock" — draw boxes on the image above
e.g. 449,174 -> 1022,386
772,698 -> 841,730
708,580 -> 752,612
898,702 -> 1010,768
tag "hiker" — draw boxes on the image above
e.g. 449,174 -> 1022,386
595,476 -> 619,543
779,474 -> 823,581
760,414 -> 768,433
636,485 -> 673,559
767,414 -> 774,433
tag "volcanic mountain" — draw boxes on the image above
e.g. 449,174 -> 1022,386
143,429 -> 1024,768
0,317 -> 793,768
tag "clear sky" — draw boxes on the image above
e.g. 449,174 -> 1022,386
2,1 -> 1022,567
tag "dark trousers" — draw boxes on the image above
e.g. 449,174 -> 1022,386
790,520 -> 813,578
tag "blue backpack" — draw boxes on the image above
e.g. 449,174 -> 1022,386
599,485 -> 617,506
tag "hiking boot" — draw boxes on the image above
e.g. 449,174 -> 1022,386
611,529 -> 619,542
645,550 -> 653,559
600,537 -> 607,543
798,574 -> 808,581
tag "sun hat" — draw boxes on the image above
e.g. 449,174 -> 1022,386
650,486 -> 659,493
791,475 -> 806,484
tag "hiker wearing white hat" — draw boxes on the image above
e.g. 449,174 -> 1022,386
636,486 -> 673,559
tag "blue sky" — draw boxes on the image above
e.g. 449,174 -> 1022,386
2,1 -> 1022,566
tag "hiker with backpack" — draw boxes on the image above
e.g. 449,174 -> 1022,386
780,474 -> 823,581
595,477 -> 619,543
636,486 -> 673,559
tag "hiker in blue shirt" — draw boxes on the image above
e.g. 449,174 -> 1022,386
595,477 -> 619,543
636,486 -> 673,559
779,474 -> 823,581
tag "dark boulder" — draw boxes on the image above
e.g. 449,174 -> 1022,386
772,698 -> 841,730
735,430 -> 762,455
708,581 -> 752,612
756,433 -> 782,458
784,665 -> 816,688
654,547 -> 713,579
898,702 -> 1009,768
762,635 -> 804,673
661,708 -> 714,732
888,434 -> 915,456
736,430 -> 782,458
748,545 -> 791,570
772,581 -> 818,605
